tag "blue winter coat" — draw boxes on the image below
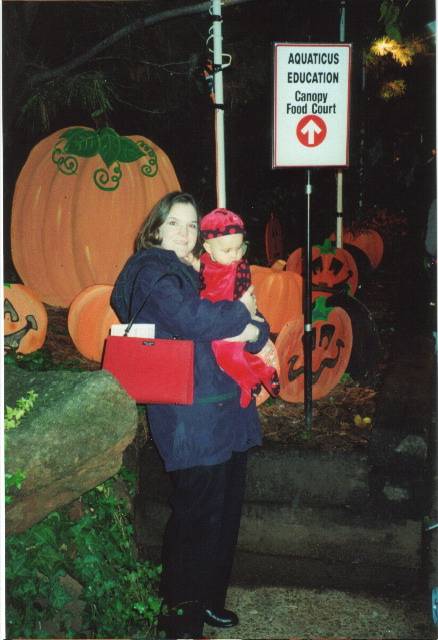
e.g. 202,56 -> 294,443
110,247 -> 269,471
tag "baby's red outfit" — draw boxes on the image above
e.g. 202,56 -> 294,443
199,251 -> 279,408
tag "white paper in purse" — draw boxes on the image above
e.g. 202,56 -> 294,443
110,323 -> 155,338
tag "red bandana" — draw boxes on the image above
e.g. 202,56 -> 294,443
200,208 -> 245,239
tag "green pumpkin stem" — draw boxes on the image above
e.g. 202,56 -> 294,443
312,295 -> 332,323
315,238 -> 336,255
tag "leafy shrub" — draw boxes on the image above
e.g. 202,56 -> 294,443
4,389 -> 37,504
6,470 -> 162,638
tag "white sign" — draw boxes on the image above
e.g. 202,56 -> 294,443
273,43 -> 352,168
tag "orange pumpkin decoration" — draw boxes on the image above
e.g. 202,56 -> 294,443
275,296 -> 352,403
250,266 -> 303,334
11,126 -> 180,308
68,284 -> 118,362
286,239 -> 358,297
329,229 -> 384,269
255,339 -> 280,407
4,284 -> 48,354
264,212 -> 284,265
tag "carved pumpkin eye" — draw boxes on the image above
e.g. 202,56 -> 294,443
312,256 -> 323,275
319,323 -> 337,349
328,257 -> 344,276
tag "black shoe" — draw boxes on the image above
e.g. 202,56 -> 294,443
204,607 -> 239,628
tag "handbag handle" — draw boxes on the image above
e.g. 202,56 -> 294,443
124,271 -> 183,337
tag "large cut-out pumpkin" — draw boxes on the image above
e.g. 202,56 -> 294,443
286,239 -> 358,297
329,229 -> 384,269
250,266 -> 302,334
68,284 -> 118,362
275,296 -> 352,402
265,212 -> 283,265
255,339 -> 280,407
4,284 -> 48,354
11,126 -> 180,308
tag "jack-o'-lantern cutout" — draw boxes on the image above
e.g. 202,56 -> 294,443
329,228 -> 384,269
255,339 -> 280,406
286,238 -> 358,297
4,284 -> 48,354
250,266 -> 302,334
275,296 -> 352,403
265,212 -> 284,266
68,284 -> 118,362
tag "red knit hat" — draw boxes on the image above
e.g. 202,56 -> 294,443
200,208 -> 245,239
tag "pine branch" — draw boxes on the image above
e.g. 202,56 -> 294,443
29,0 -> 259,88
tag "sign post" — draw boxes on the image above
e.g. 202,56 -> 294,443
273,42 -> 352,428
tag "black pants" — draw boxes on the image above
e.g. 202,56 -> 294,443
160,451 -> 247,618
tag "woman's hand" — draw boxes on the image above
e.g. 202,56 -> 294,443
223,323 -> 260,343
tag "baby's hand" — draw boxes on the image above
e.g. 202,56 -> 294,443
240,286 -> 257,317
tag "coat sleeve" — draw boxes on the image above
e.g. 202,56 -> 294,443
133,270 -> 251,341
244,311 -> 270,354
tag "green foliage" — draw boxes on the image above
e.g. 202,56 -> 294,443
4,390 -> 38,504
6,472 -> 162,638
379,0 -> 402,42
311,296 -> 332,324
5,348 -> 84,371
5,470 -> 27,505
19,71 -> 115,133
60,126 -> 146,168
4,389 -> 38,431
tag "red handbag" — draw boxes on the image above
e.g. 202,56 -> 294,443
102,272 -> 194,405
102,335 -> 194,404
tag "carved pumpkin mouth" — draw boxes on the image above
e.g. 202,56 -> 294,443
4,315 -> 38,351
287,337 -> 345,385
4,297 -> 38,351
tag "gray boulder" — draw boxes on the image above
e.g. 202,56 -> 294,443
5,364 -> 138,534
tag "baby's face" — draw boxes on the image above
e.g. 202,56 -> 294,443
204,233 -> 245,265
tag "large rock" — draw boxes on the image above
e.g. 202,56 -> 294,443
5,364 -> 138,534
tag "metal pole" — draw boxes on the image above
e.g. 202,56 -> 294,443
336,0 -> 346,248
212,0 -> 226,207
304,170 -> 313,430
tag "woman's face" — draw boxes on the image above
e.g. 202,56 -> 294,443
158,202 -> 199,258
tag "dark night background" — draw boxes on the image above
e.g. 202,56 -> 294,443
2,0 -> 436,279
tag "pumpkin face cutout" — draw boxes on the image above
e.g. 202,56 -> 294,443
11,126 -> 180,308
250,266 -> 303,334
4,284 -> 48,354
340,229 -> 384,270
275,297 -> 352,403
265,212 -> 284,266
68,284 -> 118,362
286,239 -> 358,297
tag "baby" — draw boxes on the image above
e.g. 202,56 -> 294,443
200,208 -> 280,408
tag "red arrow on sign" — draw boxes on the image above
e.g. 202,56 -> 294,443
296,115 -> 327,147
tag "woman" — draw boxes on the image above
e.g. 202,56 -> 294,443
111,191 -> 270,639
